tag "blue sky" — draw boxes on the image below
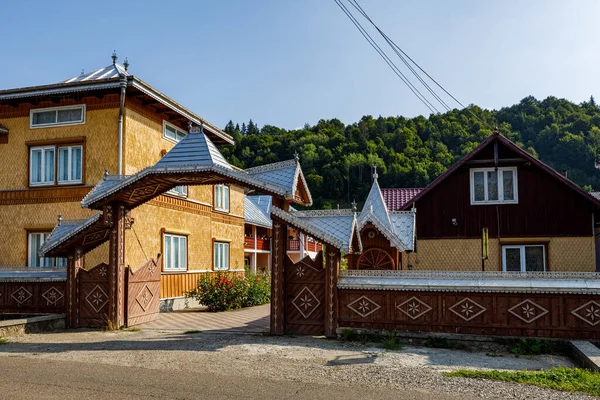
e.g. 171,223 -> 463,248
1,1 -> 598,130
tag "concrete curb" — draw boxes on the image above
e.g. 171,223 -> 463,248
569,340 -> 600,371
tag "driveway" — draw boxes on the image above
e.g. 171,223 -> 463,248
140,304 -> 270,333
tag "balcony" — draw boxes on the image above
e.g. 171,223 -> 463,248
244,237 -> 271,251
288,239 -> 300,251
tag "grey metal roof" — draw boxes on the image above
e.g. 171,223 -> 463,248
271,207 -> 361,255
39,214 -> 102,256
155,131 -> 232,170
0,124 -> 7,134
244,196 -> 272,228
64,63 -> 130,83
0,268 -> 66,282
246,159 -> 313,206
338,270 -> 600,294
357,177 -> 416,251
591,192 -> 600,201
249,195 -> 272,216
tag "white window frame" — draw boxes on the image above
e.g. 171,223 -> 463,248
167,185 -> 188,197
28,232 -> 67,268
502,244 -> 546,272
214,242 -> 230,271
162,120 -> 187,143
30,105 -> 86,129
163,233 -> 188,272
470,167 -> 518,205
57,145 -> 83,185
214,184 -> 230,212
29,146 -> 55,186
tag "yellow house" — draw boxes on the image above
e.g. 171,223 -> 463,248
0,55 -> 297,310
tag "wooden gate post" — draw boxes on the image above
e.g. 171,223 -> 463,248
107,203 -> 127,328
271,220 -> 287,335
325,250 -> 341,338
66,247 -> 84,328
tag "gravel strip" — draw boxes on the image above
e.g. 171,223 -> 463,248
0,330 -> 593,400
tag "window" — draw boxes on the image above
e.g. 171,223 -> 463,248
214,184 -> 230,212
30,144 -> 83,186
30,105 -> 85,128
502,245 -> 546,272
168,185 -> 188,197
163,233 -> 187,271
470,167 -> 518,204
214,242 -> 230,271
28,233 -> 67,268
163,121 -> 187,143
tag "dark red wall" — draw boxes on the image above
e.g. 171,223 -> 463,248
414,142 -> 595,239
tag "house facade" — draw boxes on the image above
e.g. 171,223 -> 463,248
0,56 -> 254,309
383,132 -> 600,273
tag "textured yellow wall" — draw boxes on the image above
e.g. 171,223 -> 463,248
0,107 -> 119,190
125,202 -> 244,274
404,237 -> 595,272
0,201 -> 106,267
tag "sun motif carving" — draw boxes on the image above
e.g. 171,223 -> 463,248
448,298 -> 486,322
136,285 -> 154,312
572,301 -> 600,326
42,287 -> 64,306
85,285 -> 109,313
348,295 -> 381,318
356,248 -> 394,270
397,297 -> 432,320
11,287 -> 32,305
508,299 -> 549,324
291,287 -> 321,319
295,266 -> 306,278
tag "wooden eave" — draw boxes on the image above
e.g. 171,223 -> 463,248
44,218 -> 110,257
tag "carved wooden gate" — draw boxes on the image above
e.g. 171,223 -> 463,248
79,262 -> 110,328
285,252 -> 326,335
126,256 -> 161,326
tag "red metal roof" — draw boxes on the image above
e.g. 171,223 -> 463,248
381,188 -> 423,211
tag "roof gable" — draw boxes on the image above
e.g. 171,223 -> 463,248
245,159 -> 313,206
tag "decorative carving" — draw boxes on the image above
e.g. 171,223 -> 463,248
124,208 -> 134,230
272,222 -> 281,332
449,298 -> 486,321
98,265 -> 108,278
82,229 -> 109,245
136,285 -> 154,312
295,266 -> 306,278
357,248 -> 394,270
42,287 -> 64,306
347,295 -> 381,318
397,296 -> 432,320
85,285 -> 109,313
129,184 -> 161,200
11,286 -> 32,305
292,287 -> 321,319
103,205 -> 113,227
571,301 -> 600,326
328,251 -> 336,334
508,299 -> 549,324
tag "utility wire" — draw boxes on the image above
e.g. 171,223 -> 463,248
334,0 -> 440,114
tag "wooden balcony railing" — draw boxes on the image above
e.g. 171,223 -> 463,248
244,237 -> 255,248
256,238 -> 270,251
288,239 -> 300,251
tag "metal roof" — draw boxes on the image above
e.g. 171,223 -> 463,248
64,63 -> 130,83
155,130 -> 232,170
359,176 -> 391,226
246,159 -> 313,206
39,214 -> 102,256
382,188 -> 422,211
244,196 -> 272,228
271,207 -> 361,255
0,124 -> 8,134
0,268 -> 66,282
338,270 -> 600,294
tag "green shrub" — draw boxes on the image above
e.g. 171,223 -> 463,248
509,338 -> 555,356
187,271 -> 271,312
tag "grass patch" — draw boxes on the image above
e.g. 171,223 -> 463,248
509,339 -> 556,356
444,367 -> 600,397
376,332 -> 404,351
0,337 -> 8,344
184,330 -> 202,334
121,327 -> 141,332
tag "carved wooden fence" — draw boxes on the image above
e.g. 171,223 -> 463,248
79,262 -> 110,328
126,256 -> 161,326
0,281 -> 66,314
285,253 -> 325,335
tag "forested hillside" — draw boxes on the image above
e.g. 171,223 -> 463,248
221,96 -> 600,209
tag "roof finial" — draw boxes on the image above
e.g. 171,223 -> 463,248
80,69 -> 85,75
57,214 -> 63,226
104,168 -> 109,178
351,199 -> 357,212
111,50 -> 118,65
293,150 -> 300,162
493,125 -> 499,135
187,120 -> 193,132
123,57 -> 129,71
373,165 -> 378,181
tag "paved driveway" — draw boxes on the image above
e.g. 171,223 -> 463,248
140,304 -> 270,333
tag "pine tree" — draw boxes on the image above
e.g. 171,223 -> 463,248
241,122 -> 247,136
248,119 -> 259,135
224,120 -> 235,135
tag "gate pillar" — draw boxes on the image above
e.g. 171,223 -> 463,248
107,203 -> 127,328
325,250 -> 341,338
271,220 -> 287,335
66,247 -> 84,328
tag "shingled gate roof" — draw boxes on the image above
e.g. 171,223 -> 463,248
246,159 -> 313,206
39,214 -> 108,257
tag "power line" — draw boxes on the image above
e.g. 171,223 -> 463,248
333,0 -> 440,114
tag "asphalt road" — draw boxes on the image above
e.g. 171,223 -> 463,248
0,356 -> 471,400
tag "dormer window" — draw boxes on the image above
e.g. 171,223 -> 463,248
470,167 -> 518,205
30,105 -> 85,128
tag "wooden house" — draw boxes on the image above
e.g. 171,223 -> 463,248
383,132 -> 600,273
